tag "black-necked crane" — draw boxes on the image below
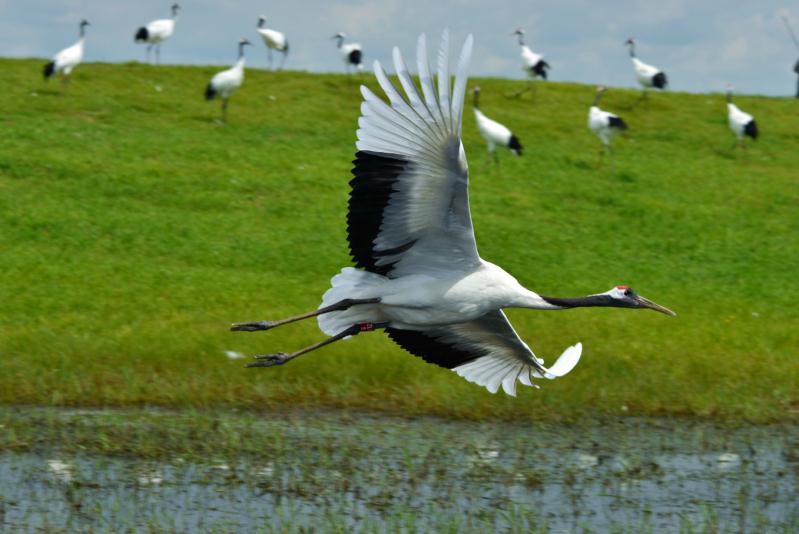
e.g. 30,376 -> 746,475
257,16 -> 289,70
332,32 -> 363,74
43,19 -> 89,87
725,85 -> 758,148
472,86 -> 522,164
511,27 -> 550,97
135,3 -> 180,64
588,86 -> 628,168
205,38 -> 251,123
230,31 -> 675,396
624,38 -> 667,97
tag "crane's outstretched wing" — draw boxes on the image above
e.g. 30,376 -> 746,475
387,311 -> 582,396
348,31 -> 480,278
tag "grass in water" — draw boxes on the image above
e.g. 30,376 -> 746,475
0,59 -> 796,421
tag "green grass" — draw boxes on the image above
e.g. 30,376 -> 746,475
0,58 -> 796,421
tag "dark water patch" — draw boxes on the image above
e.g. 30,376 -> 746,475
0,411 -> 796,532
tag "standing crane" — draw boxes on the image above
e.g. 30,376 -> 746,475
588,86 -> 628,168
725,85 -> 758,148
472,85 -> 522,164
134,3 -> 180,64
624,38 -> 667,97
781,15 -> 799,98
511,28 -> 550,97
43,19 -> 89,87
231,31 -> 675,396
256,16 -> 289,70
205,38 -> 251,123
332,33 -> 363,74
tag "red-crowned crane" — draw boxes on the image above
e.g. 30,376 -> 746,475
511,27 -> 550,97
135,3 -> 180,64
588,86 -> 628,168
231,31 -> 675,396
725,85 -> 758,148
472,85 -> 522,164
257,16 -> 289,70
43,20 -> 89,87
624,38 -> 667,97
205,38 -> 252,123
332,32 -> 363,74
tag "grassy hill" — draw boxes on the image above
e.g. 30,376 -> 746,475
0,58 -> 796,421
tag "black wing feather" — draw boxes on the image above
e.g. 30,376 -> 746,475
347,151 -> 415,276
387,328 -> 483,369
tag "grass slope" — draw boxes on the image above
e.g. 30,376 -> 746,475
0,59 -> 796,421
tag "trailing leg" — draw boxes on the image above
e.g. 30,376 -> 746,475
231,297 -> 381,332
246,321 -> 388,368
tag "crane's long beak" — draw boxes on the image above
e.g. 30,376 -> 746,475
637,296 -> 676,316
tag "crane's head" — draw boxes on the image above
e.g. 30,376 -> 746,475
472,85 -> 481,94
258,15 -> 267,27
332,32 -> 346,39
171,3 -> 180,14
239,38 -> 252,46
80,19 -> 90,27
596,85 -> 607,93
624,37 -> 635,46
511,28 -> 525,36
603,286 -> 675,315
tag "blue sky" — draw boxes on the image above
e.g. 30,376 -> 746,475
1,0 -> 798,96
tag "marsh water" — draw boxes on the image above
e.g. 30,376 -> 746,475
0,411 -> 797,532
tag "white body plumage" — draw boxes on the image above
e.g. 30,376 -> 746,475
139,18 -> 175,44
588,87 -> 627,147
257,16 -> 288,69
472,87 -> 521,156
513,28 -> 549,80
625,39 -> 667,90
333,33 -> 363,72
726,87 -> 758,142
135,4 -> 179,63
209,59 -> 245,98
44,20 -> 88,80
205,39 -> 251,121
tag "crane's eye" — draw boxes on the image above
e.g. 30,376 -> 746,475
624,288 -> 633,297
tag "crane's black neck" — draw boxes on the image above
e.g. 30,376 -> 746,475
592,91 -> 603,106
238,43 -> 246,59
473,90 -> 480,109
540,294 -> 620,309
258,18 -> 265,29
79,24 -> 87,38
726,91 -> 733,103
171,4 -> 179,18
517,34 -> 525,46
335,36 -> 344,48
627,43 -> 636,58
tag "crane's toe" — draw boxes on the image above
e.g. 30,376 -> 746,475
231,321 -> 275,332
246,352 -> 290,368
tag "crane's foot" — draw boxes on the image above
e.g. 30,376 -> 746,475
246,352 -> 290,367
231,320 -> 277,332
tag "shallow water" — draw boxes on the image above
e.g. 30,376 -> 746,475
0,412 -> 797,532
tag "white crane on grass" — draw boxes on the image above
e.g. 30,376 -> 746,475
231,31 -> 675,396
43,19 -> 89,86
725,85 -> 758,148
511,28 -> 550,97
332,33 -> 363,73
205,38 -> 251,122
134,3 -> 180,64
624,38 -> 667,97
588,86 -> 628,166
472,85 -> 522,163
257,16 -> 289,70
